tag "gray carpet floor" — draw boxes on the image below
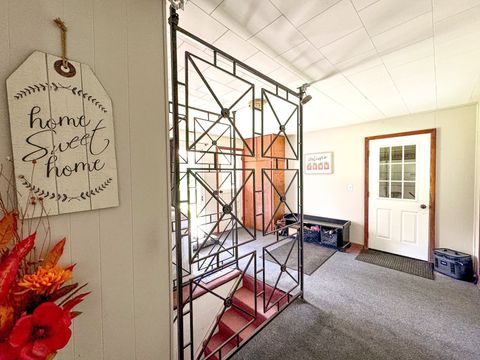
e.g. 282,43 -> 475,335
233,251 -> 480,360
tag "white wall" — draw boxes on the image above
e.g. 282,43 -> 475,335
474,104 -> 480,278
295,104 -> 477,256
0,1 -> 172,359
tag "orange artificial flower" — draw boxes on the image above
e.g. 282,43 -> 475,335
18,266 -> 72,296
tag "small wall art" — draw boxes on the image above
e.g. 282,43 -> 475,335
305,152 -> 333,174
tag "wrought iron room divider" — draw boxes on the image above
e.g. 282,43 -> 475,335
169,6 -> 305,359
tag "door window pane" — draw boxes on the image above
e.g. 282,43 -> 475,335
404,145 -> 416,162
403,182 -> 415,200
380,147 -> 390,163
391,182 -> 402,198
391,146 -> 402,162
379,164 -> 389,180
379,182 -> 388,198
391,163 -> 402,181
404,163 -> 416,181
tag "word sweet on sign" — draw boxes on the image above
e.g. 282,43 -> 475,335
7,51 -> 119,217
305,152 -> 333,175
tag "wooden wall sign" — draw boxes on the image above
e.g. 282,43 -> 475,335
6,51 -> 119,217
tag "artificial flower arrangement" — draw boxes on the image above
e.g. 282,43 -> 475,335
0,163 -> 89,360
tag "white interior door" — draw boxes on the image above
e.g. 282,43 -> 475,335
368,134 -> 431,261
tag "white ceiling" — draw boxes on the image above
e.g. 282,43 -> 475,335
173,0 -> 480,132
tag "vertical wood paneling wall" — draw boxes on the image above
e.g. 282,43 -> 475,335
0,0 -> 172,359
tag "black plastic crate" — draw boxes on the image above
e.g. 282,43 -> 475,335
433,248 -> 473,281
320,228 -> 340,248
304,229 -> 321,244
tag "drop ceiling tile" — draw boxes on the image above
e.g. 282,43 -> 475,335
250,16 -> 305,56
211,0 -> 281,40
351,0 -> 380,11
436,49 -> 480,106
304,58 -> 337,81
320,28 -> 375,64
347,65 -> 409,116
313,74 -> 384,120
269,66 -> 304,89
243,51 -> 282,74
277,41 -> 325,73
305,88 -> 363,129
359,0 -> 431,36
270,0 -> 341,27
213,31 -> 258,61
191,0 -> 224,14
181,2 -> 227,43
433,0 -> 480,22
388,57 -> 436,112
372,12 -> 433,53
335,49 -> 383,77
381,38 -> 434,68
435,29 -> 480,60
434,5 -> 480,45
177,43 -> 213,70
299,0 -> 363,49
434,6 -> 480,61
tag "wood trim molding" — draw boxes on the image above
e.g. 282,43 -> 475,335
364,128 -> 437,262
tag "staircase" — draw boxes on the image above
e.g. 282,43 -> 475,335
203,274 -> 289,360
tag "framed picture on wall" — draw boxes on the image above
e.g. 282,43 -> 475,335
305,152 -> 333,174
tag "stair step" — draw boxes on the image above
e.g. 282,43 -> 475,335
242,276 -> 290,310
232,287 -> 278,324
219,308 -> 257,342
204,332 -> 237,360
204,276 -> 290,359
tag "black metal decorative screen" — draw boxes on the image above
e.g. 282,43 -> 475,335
169,6 -> 305,360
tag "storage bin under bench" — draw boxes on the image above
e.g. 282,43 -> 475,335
282,213 -> 351,250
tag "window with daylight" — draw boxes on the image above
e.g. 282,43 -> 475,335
379,144 -> 416,200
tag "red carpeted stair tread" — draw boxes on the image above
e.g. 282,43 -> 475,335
205,332 -> 237,360
242,275 -> 290,308
233,287 -> 278,322
219,308 -> 257,341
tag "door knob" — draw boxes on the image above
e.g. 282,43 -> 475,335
420,204 -> 427,209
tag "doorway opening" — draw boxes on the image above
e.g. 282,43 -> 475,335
364,129 -> 436,261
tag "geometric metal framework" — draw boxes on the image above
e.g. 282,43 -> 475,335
169,6 -> 304,359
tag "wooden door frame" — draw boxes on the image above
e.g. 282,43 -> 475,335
364,129 -> 437,262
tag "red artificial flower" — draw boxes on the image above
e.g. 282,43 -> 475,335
0,341 -> 19,360
8,302 -> 71,360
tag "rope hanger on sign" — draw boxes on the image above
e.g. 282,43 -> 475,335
53,18 -> 68,68
53,18 -> 75,77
